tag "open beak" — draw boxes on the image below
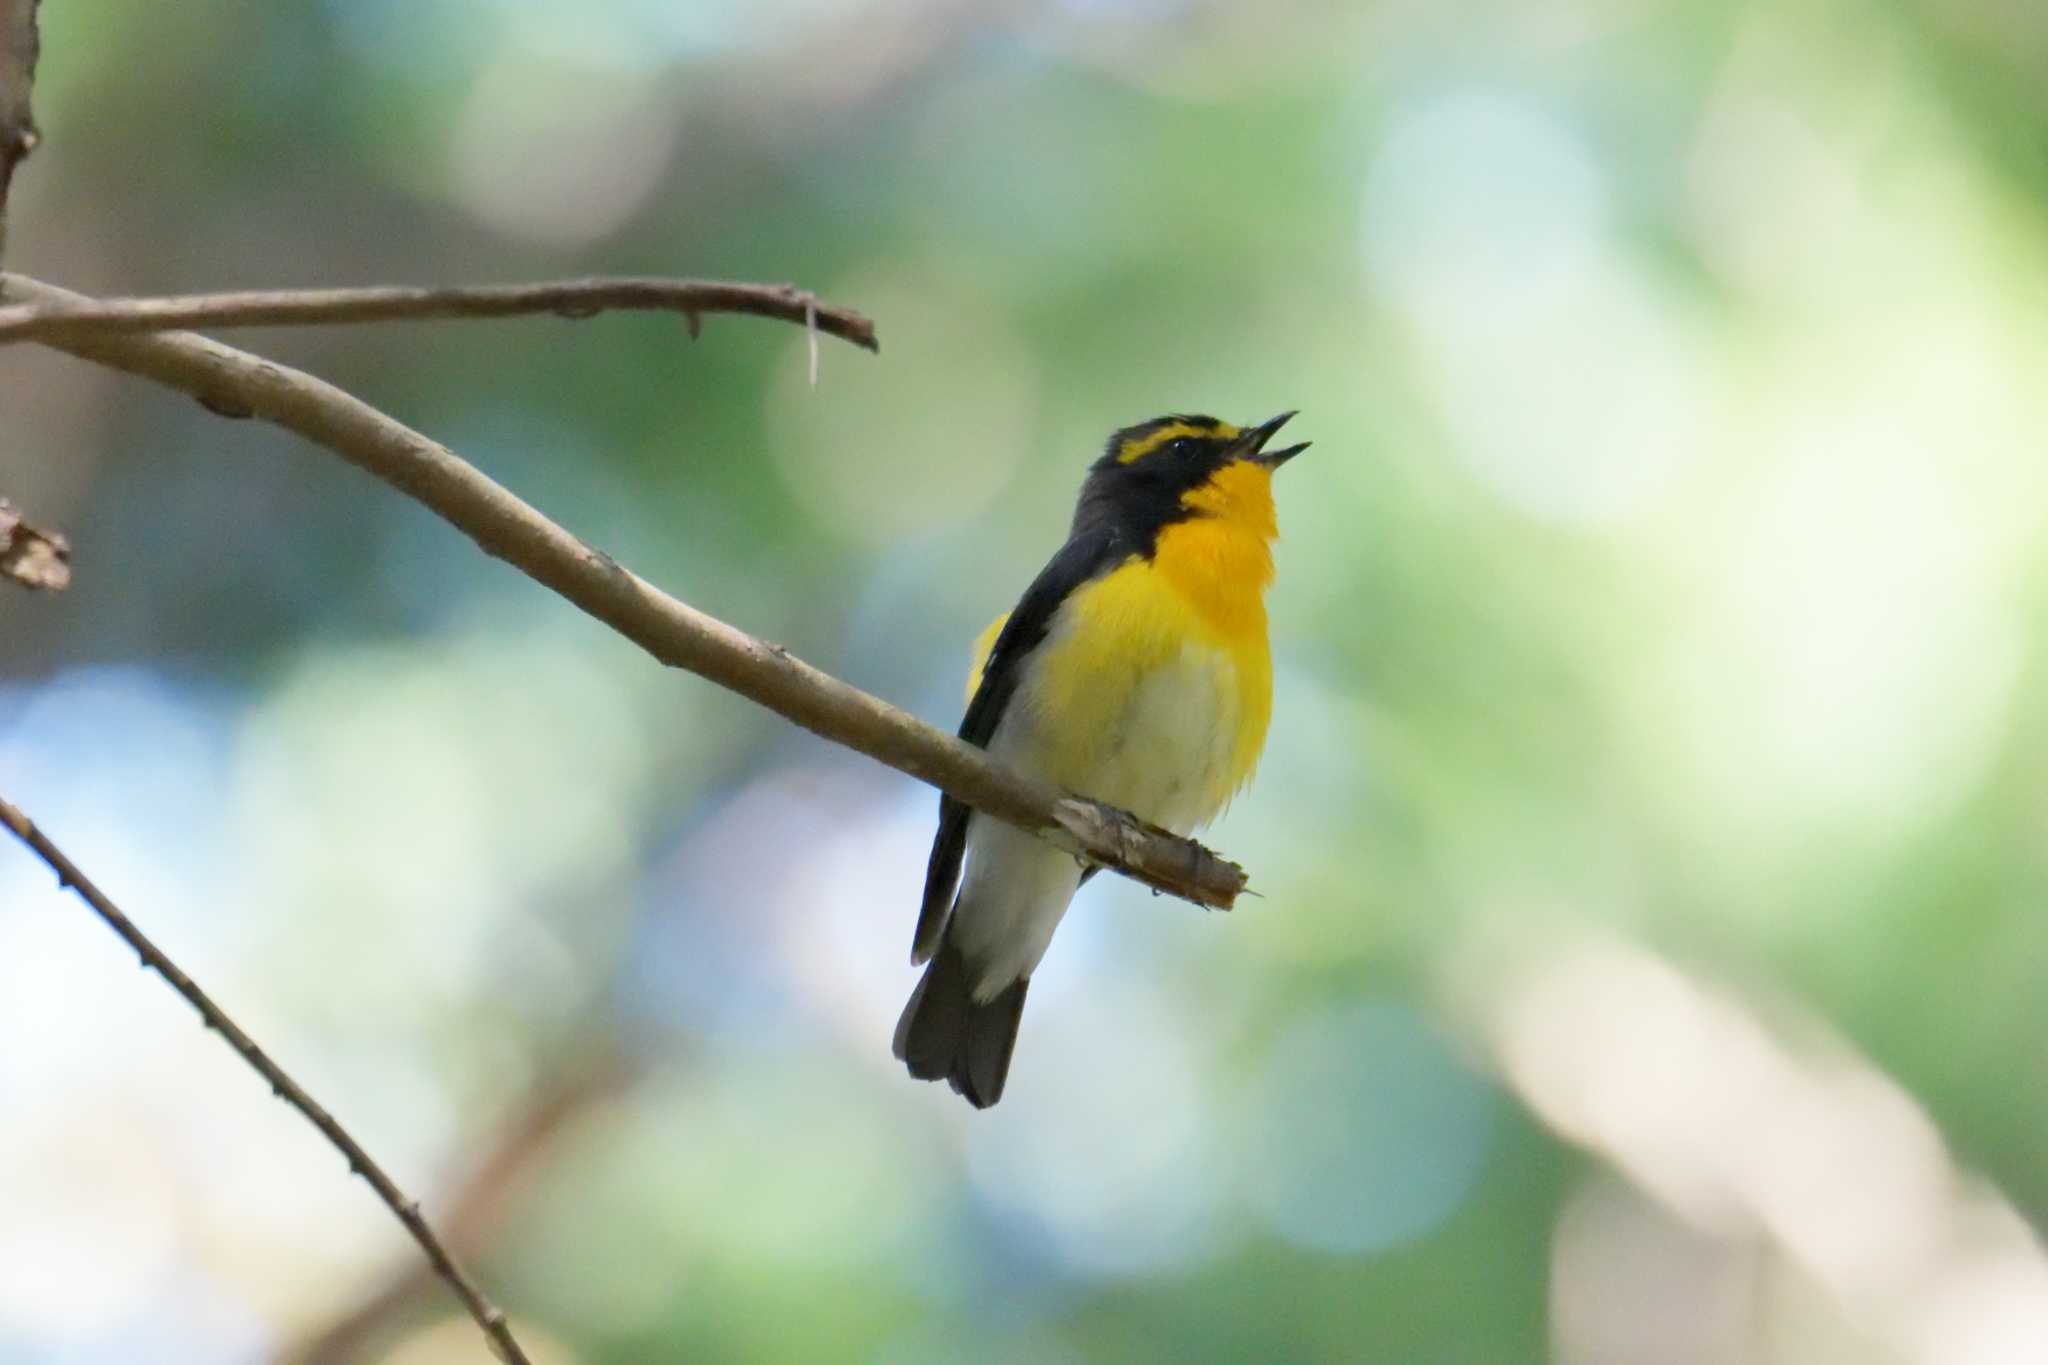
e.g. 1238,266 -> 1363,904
1242,410 -> 1309,469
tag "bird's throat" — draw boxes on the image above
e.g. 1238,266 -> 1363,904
1152,513 -> 1274,642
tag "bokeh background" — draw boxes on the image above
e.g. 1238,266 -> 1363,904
5,0 -> 2048,1361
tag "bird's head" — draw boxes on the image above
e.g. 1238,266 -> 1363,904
1076,411 -> 1307,550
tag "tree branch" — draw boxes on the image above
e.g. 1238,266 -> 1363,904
1,495 -> 68,588
283,1049 -> 634,1365
0,277 -> 879,350
0,0 -> 40,262
0,271 -> 1250,909
0,793 -> 535,1365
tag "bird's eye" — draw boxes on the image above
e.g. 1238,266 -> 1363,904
1167,437 -> 1200,459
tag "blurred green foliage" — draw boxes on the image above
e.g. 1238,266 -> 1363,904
5,1 -> 2048,1361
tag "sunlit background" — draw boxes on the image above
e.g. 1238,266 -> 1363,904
4,0 -> 2048,1361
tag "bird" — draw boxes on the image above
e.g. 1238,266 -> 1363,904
893,411 -> 1307,1107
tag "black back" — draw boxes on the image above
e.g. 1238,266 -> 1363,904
910,522 -> 1124,960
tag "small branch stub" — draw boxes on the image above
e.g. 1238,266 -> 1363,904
0,497 -> 70,589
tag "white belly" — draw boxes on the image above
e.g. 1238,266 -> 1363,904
1033,637 -> 1243,837
948,635 -> 1243,998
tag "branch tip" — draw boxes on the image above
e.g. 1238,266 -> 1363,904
0,275 -> 882,352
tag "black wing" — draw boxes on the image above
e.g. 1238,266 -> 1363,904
910,524 -> 1125,963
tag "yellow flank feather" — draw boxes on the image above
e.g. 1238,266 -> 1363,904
966,611 -> 1008,704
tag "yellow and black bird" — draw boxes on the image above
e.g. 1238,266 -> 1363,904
894,411 -> 1307,1107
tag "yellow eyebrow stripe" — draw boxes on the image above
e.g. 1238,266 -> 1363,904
1115,419 -> 1241,464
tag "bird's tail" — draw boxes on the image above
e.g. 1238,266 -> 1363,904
893,938 -> 1028,1109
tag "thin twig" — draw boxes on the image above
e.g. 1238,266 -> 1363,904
0,0 -> 41,263
0,794 -> 534,1365
0,276 -> 879,351
284,1049 -> 634,1365
0,272 -> 1249,909
0,495 -> 69,589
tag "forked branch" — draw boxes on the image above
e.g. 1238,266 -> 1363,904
0,272 -> 1249,909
